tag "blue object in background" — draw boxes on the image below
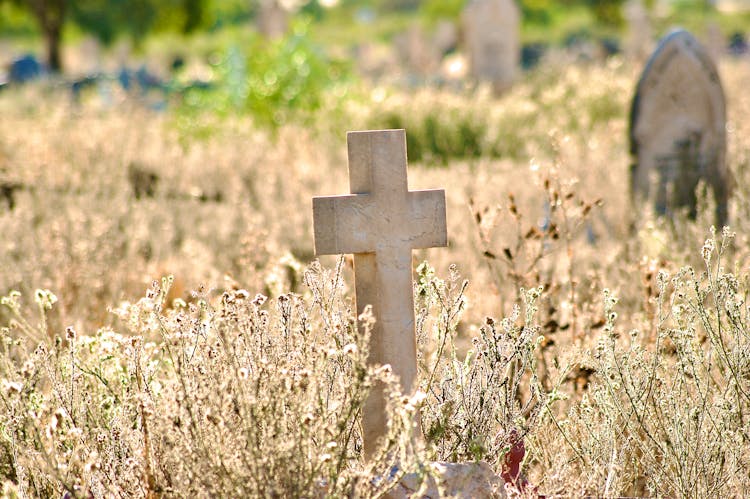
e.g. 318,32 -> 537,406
9,54 -> 43,83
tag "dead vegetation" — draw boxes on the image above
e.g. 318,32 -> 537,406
1,58 -> 750,496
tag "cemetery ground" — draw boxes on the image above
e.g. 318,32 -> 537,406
1,57 -> 750,497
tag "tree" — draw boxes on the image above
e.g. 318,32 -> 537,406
1,0 -> 208,72
583,0 -> 625,26
0,0 -> 67,72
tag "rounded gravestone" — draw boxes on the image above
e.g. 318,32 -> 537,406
629,30 -> 730,226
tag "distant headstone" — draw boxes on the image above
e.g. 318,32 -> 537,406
9,55 -> 42,84
462,0 -> 520,94
312,130 -> 447,457
257,0 -> 288,39
624,0 -> 652,61
705,22 -> 725,61
433,20 -> 459,57
78,37 -> 103,74
629,30 -> 730,226
394,26 -> 438,78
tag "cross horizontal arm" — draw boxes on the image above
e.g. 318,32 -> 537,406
406,189 -> 448,249
312,188 -> 447,256
312,193 -> 376,255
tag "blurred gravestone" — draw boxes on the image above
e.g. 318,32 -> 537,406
629,30 -> 730,226
433,20 -> 459,58
394,26 -> 439,78
77,37 -> 103,75
624,0 -> 652,61
705,22 -> 725,61
462,0 -> 520,94
9,55 -> 43,84
257,0 -> 288,39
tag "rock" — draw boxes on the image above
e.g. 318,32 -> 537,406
385,461 -> 506,499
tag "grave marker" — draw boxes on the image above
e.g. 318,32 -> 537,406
462,0 -> 520,94
629,30 -> 730,226
312,130 -> 447,456
624,0 -> 652,61
257,0 -> 288,39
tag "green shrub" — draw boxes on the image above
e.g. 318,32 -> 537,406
179,18 -> 353,130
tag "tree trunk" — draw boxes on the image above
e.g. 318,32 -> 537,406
30,0 -> 67,73
45,22 -> 63,72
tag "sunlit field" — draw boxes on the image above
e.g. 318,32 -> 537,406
2,48 -> 750,496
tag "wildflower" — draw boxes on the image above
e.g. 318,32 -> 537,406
238,367 -> 249,380
65,326 -> 76,340
374,364 -> 392,376
84,452 -> 101,473
251,293 -> 266,306
34,289 -> 57,310
342,343 -> 357,356
2,379 -> 22,395
702,238 -> 715,263
409,390 -> 427,406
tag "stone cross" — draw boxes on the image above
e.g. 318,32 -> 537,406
312,129 -> 447,456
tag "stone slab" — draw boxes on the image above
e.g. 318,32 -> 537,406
629,29 -> 730,225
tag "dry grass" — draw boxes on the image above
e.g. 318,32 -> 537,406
1,56 -> 750,497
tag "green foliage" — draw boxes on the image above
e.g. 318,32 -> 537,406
0,2 -> 36,36
180,19 -> 353,129
419,0 -> 465,24
521,0 -> 556,24
583,0 -> 624,27
370,105 -> 484,165
69,0 -> 208,46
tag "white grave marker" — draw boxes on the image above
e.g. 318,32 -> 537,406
462,0 -> 520,94
312,129 -> 447,456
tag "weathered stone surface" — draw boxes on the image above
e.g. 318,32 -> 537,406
629,30 -> 730,226
462,0 -> 520,94
385,461 -> 506,499
312,130 -> 447,457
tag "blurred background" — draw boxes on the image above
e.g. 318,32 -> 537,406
1,0 -> 749,114
1,0 -> 749,331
